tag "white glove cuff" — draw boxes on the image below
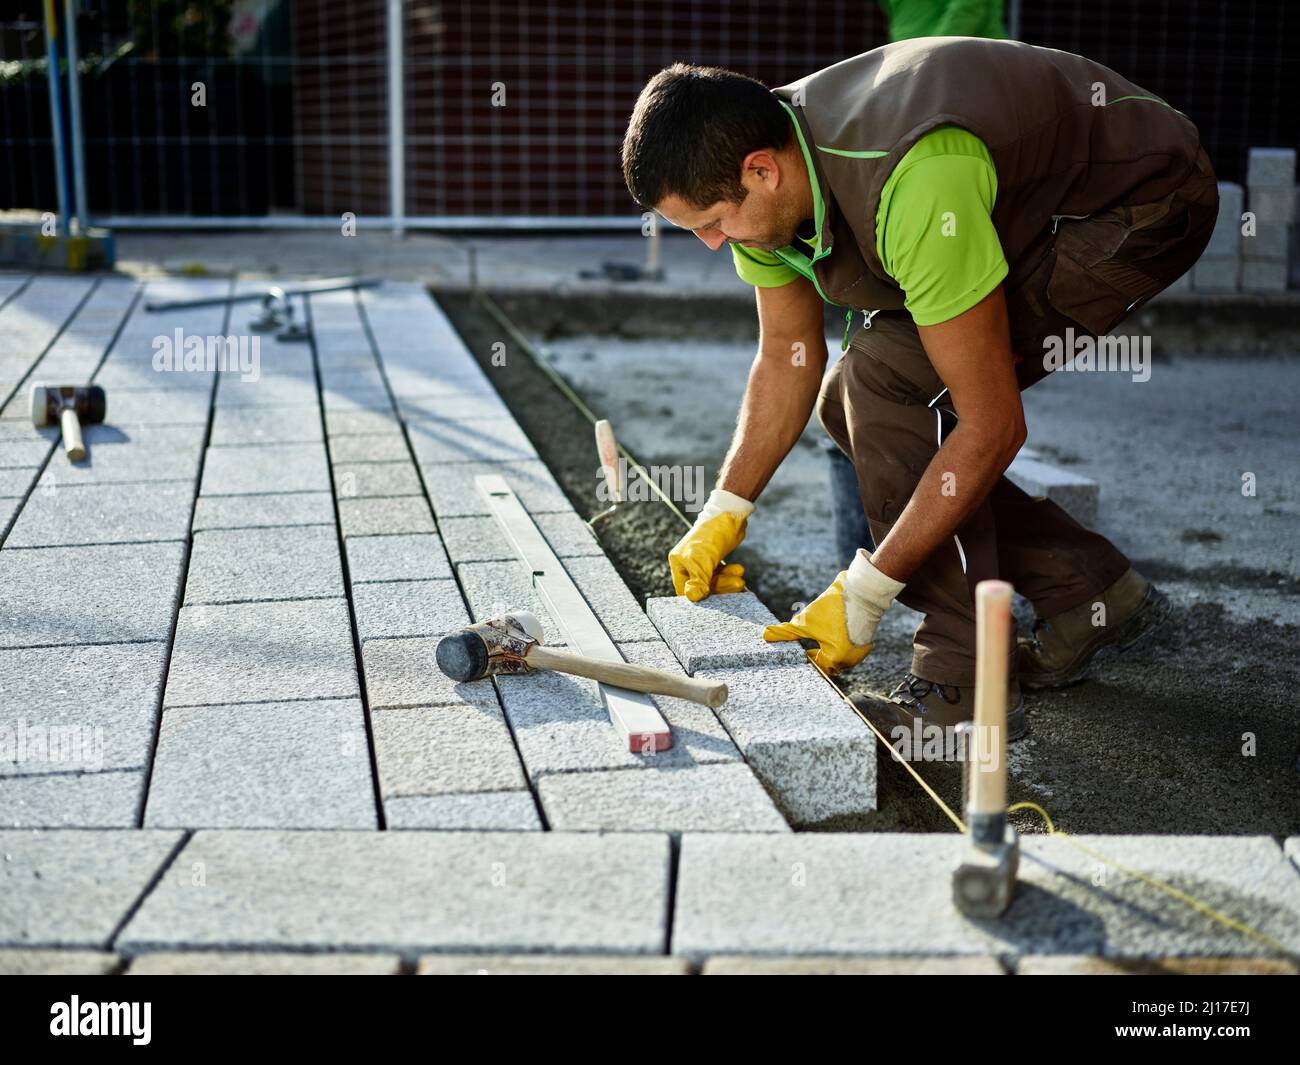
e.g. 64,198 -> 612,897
699,488 -> 755,522
846,549 -> 906,609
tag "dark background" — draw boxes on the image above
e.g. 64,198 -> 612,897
1,1 -> 1296,219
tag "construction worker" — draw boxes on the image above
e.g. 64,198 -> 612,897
621,38 -> 1217,745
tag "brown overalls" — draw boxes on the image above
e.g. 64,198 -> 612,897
780,38 -> 1219,685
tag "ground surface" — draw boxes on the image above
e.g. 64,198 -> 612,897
448,302 -> 1300,837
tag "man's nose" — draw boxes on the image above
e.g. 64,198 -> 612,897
695,230 -> 728,251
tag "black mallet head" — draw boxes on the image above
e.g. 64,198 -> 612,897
435,611 -> 546,682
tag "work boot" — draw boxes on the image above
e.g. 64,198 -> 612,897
852,672 -> 1026,761
1017,567 -> 1170,690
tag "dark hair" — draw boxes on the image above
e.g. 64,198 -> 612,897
622,62 -> 794,210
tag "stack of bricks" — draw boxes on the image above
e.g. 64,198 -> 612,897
1191,182 -> 1244,293
1241,148 -> 1296,293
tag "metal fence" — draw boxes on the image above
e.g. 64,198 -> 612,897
1,1 -> 1295,230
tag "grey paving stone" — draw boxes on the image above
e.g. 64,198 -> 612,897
361,637 -> 502,710
322,387 -> 393,413
1015,955 -> 1299,976
420,460 -> 571,518
333,461 -> 423,498
1246,147 -> 1296,189
1240,256 -> 1288,293
0,642 -> 169,775
0,770 -> 143,827
338,496 -> 435,536
539,763 -> 790,834
98,388 -> 213,425
0,438 -> 55,468
385,792 -> 543,831
371,704 -> 527,798
0,496 -> 21,540
0,542 -> 186,647
407,417 -> 537,464
318,364 -> 386,392
695,662 -> 876,825
345,533 -> 452,582
647,592 -> 806,673
126,951 -> 401,975
165,599 -> 359,706
565,554 -> 659,641
1285,836 -> 1299,871
1201,182 -> 1244,257
702,955 -> 1005,975
327,433 -> 412,463
324,408 -> 402,437
184,525 -> 344,604
400,392 -> 510,422
672,834 -> 1300,959
5,482 -> 193,547
384,366 -> 499,398
145,699 -> 376,829
92,356 -> 213,391
352,579 -> 470,641
0,829 -> 183,948
495,643 -> 741,782
1192,255 -> 1239,293
200,442 -> 330,495
37,425 -> 205,487
119,830 -> 670,953
216,371 -> 319,409
0,950 -> 121,975
417,953 -> 690,975
209,405 -> 323,445
1006,454 -> 1098,528
0,466 -> 40,495
439,511 -> 602,563
191,491 -> 335,531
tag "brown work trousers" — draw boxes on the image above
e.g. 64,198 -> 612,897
817,147 -> 1219,685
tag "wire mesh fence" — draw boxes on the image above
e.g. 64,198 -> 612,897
0,1 -> 1294,226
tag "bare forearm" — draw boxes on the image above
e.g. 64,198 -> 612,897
870,421 -> 1020,583
717,353 -> 822,501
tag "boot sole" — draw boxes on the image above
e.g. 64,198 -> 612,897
1019,584 -> 1171,691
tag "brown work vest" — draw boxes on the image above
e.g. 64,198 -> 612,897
774,36 -> 1204,313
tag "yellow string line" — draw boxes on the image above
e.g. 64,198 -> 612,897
1008,802 -> 1288,954
476,290 -> 1289,956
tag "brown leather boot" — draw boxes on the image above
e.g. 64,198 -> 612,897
852,672 -> 1026,761
1017,567 -> 1170,690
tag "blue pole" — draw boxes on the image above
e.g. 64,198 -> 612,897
41,0 -> 71,233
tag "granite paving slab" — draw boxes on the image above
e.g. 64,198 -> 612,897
0,829 -> 183,948
145,699 -> 376,829
0,541 -> 186,647
200,442 -> 330,495
5,482 -> 194,547
164,599 -> 359,705
118,830 -> 670,954
0,642 -> 169,775
184,525 -> 344,604
672,834 -> 1300,959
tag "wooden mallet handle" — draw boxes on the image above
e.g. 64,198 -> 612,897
970,579 -> 1013,816
61,406 -> 85,461
526,644 -> 727,709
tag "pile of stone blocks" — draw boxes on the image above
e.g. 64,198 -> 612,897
1242,147 -> 1296,293
646,592 -> 877,824
1191,181 -> 1244,293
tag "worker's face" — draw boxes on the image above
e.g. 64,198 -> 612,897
656,149 -> 804,253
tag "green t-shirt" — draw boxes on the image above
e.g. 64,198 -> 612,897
730,124 -> 1009,327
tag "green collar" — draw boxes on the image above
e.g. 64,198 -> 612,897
775,99 -> 829,261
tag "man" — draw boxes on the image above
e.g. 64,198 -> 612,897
620,37 -> 1218,745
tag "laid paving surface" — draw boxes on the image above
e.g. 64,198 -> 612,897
3,275 -> 1296,965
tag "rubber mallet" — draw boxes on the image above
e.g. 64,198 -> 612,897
29,384 -> 106,462
952,579 -> 1020,919
436,611 -> 728,709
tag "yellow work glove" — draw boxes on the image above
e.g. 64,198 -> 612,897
669,488 -> 754,602
764,549 -> 906,674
